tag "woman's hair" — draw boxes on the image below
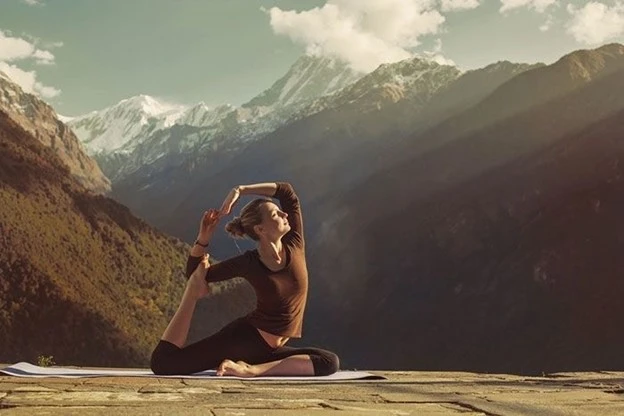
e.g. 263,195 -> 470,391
225,197 -> 272,241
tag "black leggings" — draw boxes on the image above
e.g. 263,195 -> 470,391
150,316 -> 339,376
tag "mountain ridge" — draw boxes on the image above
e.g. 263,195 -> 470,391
0,108 -> 254,366
308,66 -> 624,372
0,76 -> 110,194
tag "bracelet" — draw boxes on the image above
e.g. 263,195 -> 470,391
194,240 -> 209,247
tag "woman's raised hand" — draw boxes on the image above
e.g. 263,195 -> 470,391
198,208 -> 220,241
219,186 -> 241,216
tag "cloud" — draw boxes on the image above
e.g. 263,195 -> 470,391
421,38 -> 456,65
0,30 -> 56,65
22,0 -> 44,6
32,49 -> 55,65
0,30 -> 60,98
35,83 -> 61,98
0,31 -> 36,61
566,1 -> 624,44
499,0 -> 558,13
267,0 -> 446,73
440,0 -> 481,12
539,13 -> 555,31
0,61 -> 60,98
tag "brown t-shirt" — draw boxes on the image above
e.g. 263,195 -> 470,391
185,182 -> 308,338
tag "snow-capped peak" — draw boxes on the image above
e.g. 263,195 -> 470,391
68,54 -> 369,158
67,94 -> 189,154
67,94 -> 239,154
243,54 -> 365,109
118,94 -> 185,118
172,102 -> 233,127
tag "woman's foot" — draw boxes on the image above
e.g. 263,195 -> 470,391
216,359 -> 257,377
186,255 -> 210,300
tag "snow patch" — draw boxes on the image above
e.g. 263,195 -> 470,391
56,113 -> 75,123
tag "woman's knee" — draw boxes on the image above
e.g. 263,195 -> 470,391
310,350 -> 340,376
150,340 -> 181,375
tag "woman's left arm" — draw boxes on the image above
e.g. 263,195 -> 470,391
241,182 -> 302,233
219,183 -> 277,216
237,182 -> 278,197
269,182 -> 303,238
222,182 -> 304,244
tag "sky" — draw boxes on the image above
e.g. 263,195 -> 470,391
1,0 -> 623,116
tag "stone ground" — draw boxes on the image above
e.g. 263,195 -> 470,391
0,365 -> 623,415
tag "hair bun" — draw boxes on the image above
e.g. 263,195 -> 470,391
225,216 -> 246,239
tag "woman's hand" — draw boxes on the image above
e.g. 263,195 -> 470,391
219,186 -> 242,216
197,208 -> 220,242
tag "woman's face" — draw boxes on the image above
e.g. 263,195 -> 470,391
257,202 -> 290,239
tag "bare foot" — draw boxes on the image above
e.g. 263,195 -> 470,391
216,359 -> 257,377
186,255 -> 210,300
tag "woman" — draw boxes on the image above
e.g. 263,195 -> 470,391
150,182 -> 340,377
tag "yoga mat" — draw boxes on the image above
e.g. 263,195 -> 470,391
1,362 -> 386,381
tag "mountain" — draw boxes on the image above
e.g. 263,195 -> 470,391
329,57 -> 460,109
0,72 -> 110,194
365,43 -> 624,194
68,94 -> 188,154
163,56 -> 535,252
242,54 -> 363,109
66,55 -> 364,188
118,55 -> 462,222
38,42 -> 624,373
175,102 -> 234,128
152,44 -> 624,373
0,108 -> 254,366
311,55 -> 624,373
411,60 -> 544,133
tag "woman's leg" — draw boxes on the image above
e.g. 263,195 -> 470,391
150,316 -> 276,375
160,256 -> 210,348
268,347 -> 340,376
151,263 -> 339,377
151,264 -> 273,375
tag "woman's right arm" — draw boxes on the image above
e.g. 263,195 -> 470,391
186,207 -> 222,278
186,208 -> 220,269
185,252 -> 251,282
192,209 -> 220,254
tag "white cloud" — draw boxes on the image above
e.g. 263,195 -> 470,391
33,49 -> 55,65
40,39 -> 65,50
566,1 -> 624,44
0,61 -> 60,98
267,0 -> 446,73
35,84 -> 61,98
0,31 -> 36,61
421,39 -> 456,65
500,0 -> 558,13
441,0 -> 481,12
432,38 -> 444,52
0,30 -> 60,98
0,30 -> 56,65
540,14 -> 555,31
426,53 -> 456,65
22,0 -> 44,6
